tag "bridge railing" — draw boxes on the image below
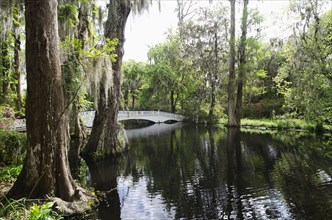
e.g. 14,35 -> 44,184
14,110 -> 185,131
118,110 -> 185,119
80,110 -> 185,119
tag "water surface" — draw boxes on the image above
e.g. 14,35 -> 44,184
87,123 -> 332,219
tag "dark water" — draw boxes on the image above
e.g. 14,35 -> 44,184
86,123 -> 332,219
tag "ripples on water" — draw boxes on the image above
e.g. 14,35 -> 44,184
86,124 -> 332,219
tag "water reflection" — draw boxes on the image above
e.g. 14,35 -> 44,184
85,159 -> 120,219
88,124 -> 332,219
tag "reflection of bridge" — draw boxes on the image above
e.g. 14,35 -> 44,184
125,122 -> 183,139
15,110 -> 185,131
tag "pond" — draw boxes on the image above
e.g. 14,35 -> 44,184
85,123 -> 332,219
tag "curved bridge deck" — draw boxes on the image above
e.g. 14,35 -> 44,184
14,110 -> 185,131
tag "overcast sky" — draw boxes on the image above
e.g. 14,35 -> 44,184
123,0 -> 332,62
124,1 -> 178,62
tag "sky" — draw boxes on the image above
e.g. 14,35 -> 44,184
123,1 -> 178,62
123,0 -> 332,62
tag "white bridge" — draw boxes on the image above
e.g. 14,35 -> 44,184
81,110 -> 185,127
15,110 -> 185,131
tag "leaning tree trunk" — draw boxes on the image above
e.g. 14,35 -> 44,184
8,0 -> 81,201
227,0 -> 238,127
235,0 -> 249,126
83,0 -> 131,159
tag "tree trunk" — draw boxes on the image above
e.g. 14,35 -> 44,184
68,102 -> 85,179
227,0 -> 238,127
124,89 -> 129,109
8,0 -> 79,201
12,2 -> 23,112
1,40 -> 10,103
84,0 -> 130,159
13,33 -> 22,112
208,86 -> 216,124
170,90 -> 176,113
66,1 -> 90,177
83,59 -> 117,157
235,0 -> 249,125
131,93 -> 135,109
209,32 -> 219,124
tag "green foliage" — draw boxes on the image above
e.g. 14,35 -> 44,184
243,98 -> 284,118
60,36 -> 118,60
83,38 -> 118,60
141,33 -> 189,113
0,198 -> 29,219
60,36 -> 117,110
0,165 -> 22,182
0,199 -> 62,220
274,8 -> 332,124
0,129 -> 27,166
29,202 -> 62,220
58,4 -> 78,27
122,61 -> 147,109
0,1 -> 24,109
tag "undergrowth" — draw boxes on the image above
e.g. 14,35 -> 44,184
0,198 -> 62,220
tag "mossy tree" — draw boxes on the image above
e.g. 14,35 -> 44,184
8,0 -> 93,207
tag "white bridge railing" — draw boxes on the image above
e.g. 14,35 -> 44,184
118,110 -> 185,120
14,110 -> 185,131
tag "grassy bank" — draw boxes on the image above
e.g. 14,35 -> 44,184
219,118 -> 332,133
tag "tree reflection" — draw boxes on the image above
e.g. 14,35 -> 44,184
273,138 -> 332,219
87,124 -> 332,219
85,158 -> 121,220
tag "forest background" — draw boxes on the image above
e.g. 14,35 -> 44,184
1,0 -> 332,128
0,0 -> 332,218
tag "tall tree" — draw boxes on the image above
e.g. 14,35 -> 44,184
58,0 -> 96,177
275,2 -> 332,124
0,0 -> 12,105
12,3 -> 23,112
83,0 -> 131,158
8,0 -> 89,202
0,0 -> 24,110
147,34 -> 185,113
227,0 -> 237,126
180,5 -> 229,123
235,0 -> 249,125
122,61 -> 146,109
84,0 -> 152,159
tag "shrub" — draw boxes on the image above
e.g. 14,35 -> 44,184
0,165 -> 22,182
0,130 -> 27,167
243,98 -> 284,118
29,202 -> 62,220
